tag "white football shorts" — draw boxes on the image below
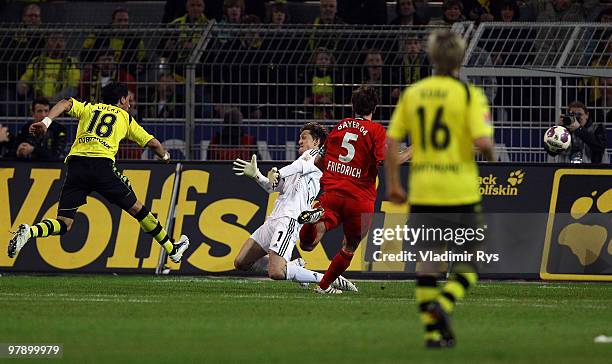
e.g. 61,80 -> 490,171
250,217 -> 300,262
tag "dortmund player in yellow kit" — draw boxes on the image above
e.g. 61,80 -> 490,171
386,30 -> 495,348
8,83 -> 190,263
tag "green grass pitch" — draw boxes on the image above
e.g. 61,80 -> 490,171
0,275 -> 610,364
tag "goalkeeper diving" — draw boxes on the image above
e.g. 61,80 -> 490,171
232,122 -> 357,292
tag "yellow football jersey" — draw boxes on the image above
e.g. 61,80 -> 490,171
66,98 -> 153,162
388,76 -> 493,205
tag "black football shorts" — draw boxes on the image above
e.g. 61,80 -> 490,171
58,156 -> 137,219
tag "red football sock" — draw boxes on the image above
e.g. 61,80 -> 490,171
319,248 -> 354,290
299,224 -> 316,246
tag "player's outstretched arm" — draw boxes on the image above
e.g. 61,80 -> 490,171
474,136 -> 496,162
278,149 -> 320,179
385,137 -> 407,204
29,98 -> 73,136
233,154 -> 278,193
145,138 -> 170,162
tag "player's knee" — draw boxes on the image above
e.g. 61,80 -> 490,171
129,201 -> 144,218
268,269 -> 286,280
57,217 -> 73,233
300,241 -> 314,251
233,257 -> 250,271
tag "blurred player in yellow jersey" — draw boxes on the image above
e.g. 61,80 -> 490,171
386,30 -> 495,348
8,83 -> 189,263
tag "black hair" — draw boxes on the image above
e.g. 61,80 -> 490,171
112,7 -> 129,20
352,85 -> 379,117
101,82 -> 129,105
31,97 -> 50,112
492,0 -> 520,21
300,122 -> 328,145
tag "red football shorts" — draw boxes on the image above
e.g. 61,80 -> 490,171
316,192 -> 375,244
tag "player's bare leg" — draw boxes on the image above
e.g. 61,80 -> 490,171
234,238 -> 268,272
129,201 -> 189,263
268,251 -> 288,280
8,216 -> 73,258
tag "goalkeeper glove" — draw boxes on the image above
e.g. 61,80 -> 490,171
233,154 -> 264,179
267,167 -> 280,188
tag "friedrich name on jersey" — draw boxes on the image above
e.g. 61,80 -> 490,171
322,117 -> 386,201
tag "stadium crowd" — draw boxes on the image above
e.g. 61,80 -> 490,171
0,0 -> 610,161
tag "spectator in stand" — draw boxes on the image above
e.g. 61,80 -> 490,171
163,0 -> 210,79
162,0 -> 264,22
313,0 -> 345,25
0,3 -> 45,116
17,32 -> 80,103
215,0 -> 246,46
267,0 -> 290,25
462,0 -> 495,22
302,47 -> 345,120
526,0 -> 600,22
430,0 -> 467,25
360,49 -> 398,120
1,4 -> 44,77
141,73 -> 185,119
81,7 -> 146,75
0,122 -> 13,158
209,108 -> 256,161
80,49 -> 136,104
221,0 -> 245,24
394,35 -> 430,89
309,0 -> 349,64
338,0 -> 388,25
389,0 -> 429,25
216,15 -> 268,118
492,0 -> 521,22
262,1 -> 301,119
12,97 -> 67,161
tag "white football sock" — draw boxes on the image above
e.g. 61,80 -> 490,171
286,263 -> 323,283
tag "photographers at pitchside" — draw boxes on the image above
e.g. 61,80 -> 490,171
546,101 -> 607,163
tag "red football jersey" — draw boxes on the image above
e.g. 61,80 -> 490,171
320,117 -> 387,201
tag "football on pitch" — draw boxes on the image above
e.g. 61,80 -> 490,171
543,126 -> 571,152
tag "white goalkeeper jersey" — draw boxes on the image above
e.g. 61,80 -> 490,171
268,149 -> 322,221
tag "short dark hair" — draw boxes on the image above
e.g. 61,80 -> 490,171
112,7 -> 129,20
31,97 -> 50,111
101,82 -> 129,105
493,0 -> 520,21
568,101 -> 588,114
351,86 -> 379,117
300,122 -> 328,145
270,0 -> 288,14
